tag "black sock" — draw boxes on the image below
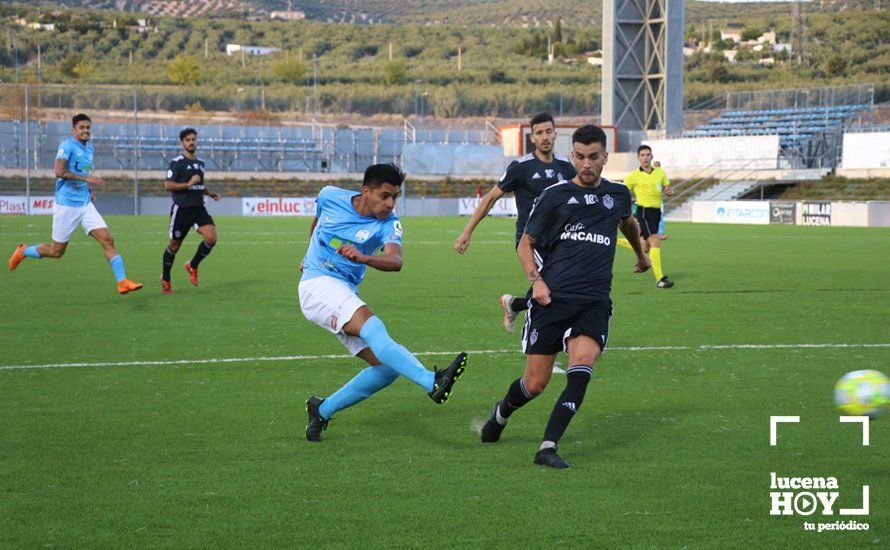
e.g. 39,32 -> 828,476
190,241 -> 214,268
498,377 -> 537,419
162,246 -> 176,281
509,295 -> 529,313
542,366 -> 592,445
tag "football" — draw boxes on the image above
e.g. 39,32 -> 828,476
834,370 -> 890,417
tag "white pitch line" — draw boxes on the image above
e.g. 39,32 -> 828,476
0,349 -> 514,371
1,342 -> 889,371
697,343 -> 890,350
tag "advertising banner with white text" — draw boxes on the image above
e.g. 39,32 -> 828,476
242,197 -> 317,216
458,196 -> 517,217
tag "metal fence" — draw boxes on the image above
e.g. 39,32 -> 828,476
725,83 -> 875,112
688,83 -> 876,113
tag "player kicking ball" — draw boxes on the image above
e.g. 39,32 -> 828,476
299,163 -> 468,442
8,113 -> 142,294
479,125 -> 650,468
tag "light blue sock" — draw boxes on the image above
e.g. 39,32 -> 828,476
109,254 -> 126,282
318,365 -> 399,420
359,316 -> 435,392
23,245 -> 41,258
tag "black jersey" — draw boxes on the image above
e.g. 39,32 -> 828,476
497,152 -> 576,245
523,178 -> 633,301
166,154 -> 206,208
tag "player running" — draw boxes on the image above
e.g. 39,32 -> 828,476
454,112 -> 576,333
478,125 -> 650,468
300,163 -> 468,442
8,113 -> 143,294
160,128 -> 221,294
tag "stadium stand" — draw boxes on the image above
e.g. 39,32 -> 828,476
685,104 -> 869,146
683,84 -> 874,168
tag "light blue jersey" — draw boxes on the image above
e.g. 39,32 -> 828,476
302,186 -> 403,291
55,137 -> 94,207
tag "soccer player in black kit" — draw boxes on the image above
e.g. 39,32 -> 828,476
479,125 -> 651,469
160,128 -> 220,294
454,112 -> 576,333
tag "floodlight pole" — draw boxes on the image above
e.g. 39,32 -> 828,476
25,84 -> 30,212
133,88 -> 139,215
305,72 -> 311,114
414,79 -> 421,120
313,55 -> 318,118
254,68 -> 260,111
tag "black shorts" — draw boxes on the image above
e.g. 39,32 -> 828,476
169,204 -> 214,240
521,298 -> 612,355
635,206 -> 662,239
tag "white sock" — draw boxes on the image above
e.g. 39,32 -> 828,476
495,405 -> 508,426
539,440 -> 557,451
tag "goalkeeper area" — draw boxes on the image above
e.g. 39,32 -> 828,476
1,216 -> 887,546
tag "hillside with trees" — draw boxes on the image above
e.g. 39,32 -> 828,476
32,0 -> 800,25
2,2 -> 887,118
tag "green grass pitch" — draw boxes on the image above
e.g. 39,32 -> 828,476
1,215 -> 888,547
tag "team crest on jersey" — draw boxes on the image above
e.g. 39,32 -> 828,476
604,194 -> 614,209
354,229 -> 371,242
530,329 -> 538,345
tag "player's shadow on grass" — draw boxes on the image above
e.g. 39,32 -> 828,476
361,407 -> 690,458
461,405 -> 695,455
355,404 -> 501,448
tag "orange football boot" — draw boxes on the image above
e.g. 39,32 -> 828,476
8,244 -> 26,270
117,279 -> 144,294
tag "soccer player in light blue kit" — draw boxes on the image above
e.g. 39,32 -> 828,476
8,113 -> 143,294
300,163 -> 467,442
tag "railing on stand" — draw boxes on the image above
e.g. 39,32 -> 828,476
403,119 -> 416,144
663,159 -> 731,213
686,92 -> 728,112
485,120 -> 502,146
663,157 -> 783,212
663,155 -> 842,210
